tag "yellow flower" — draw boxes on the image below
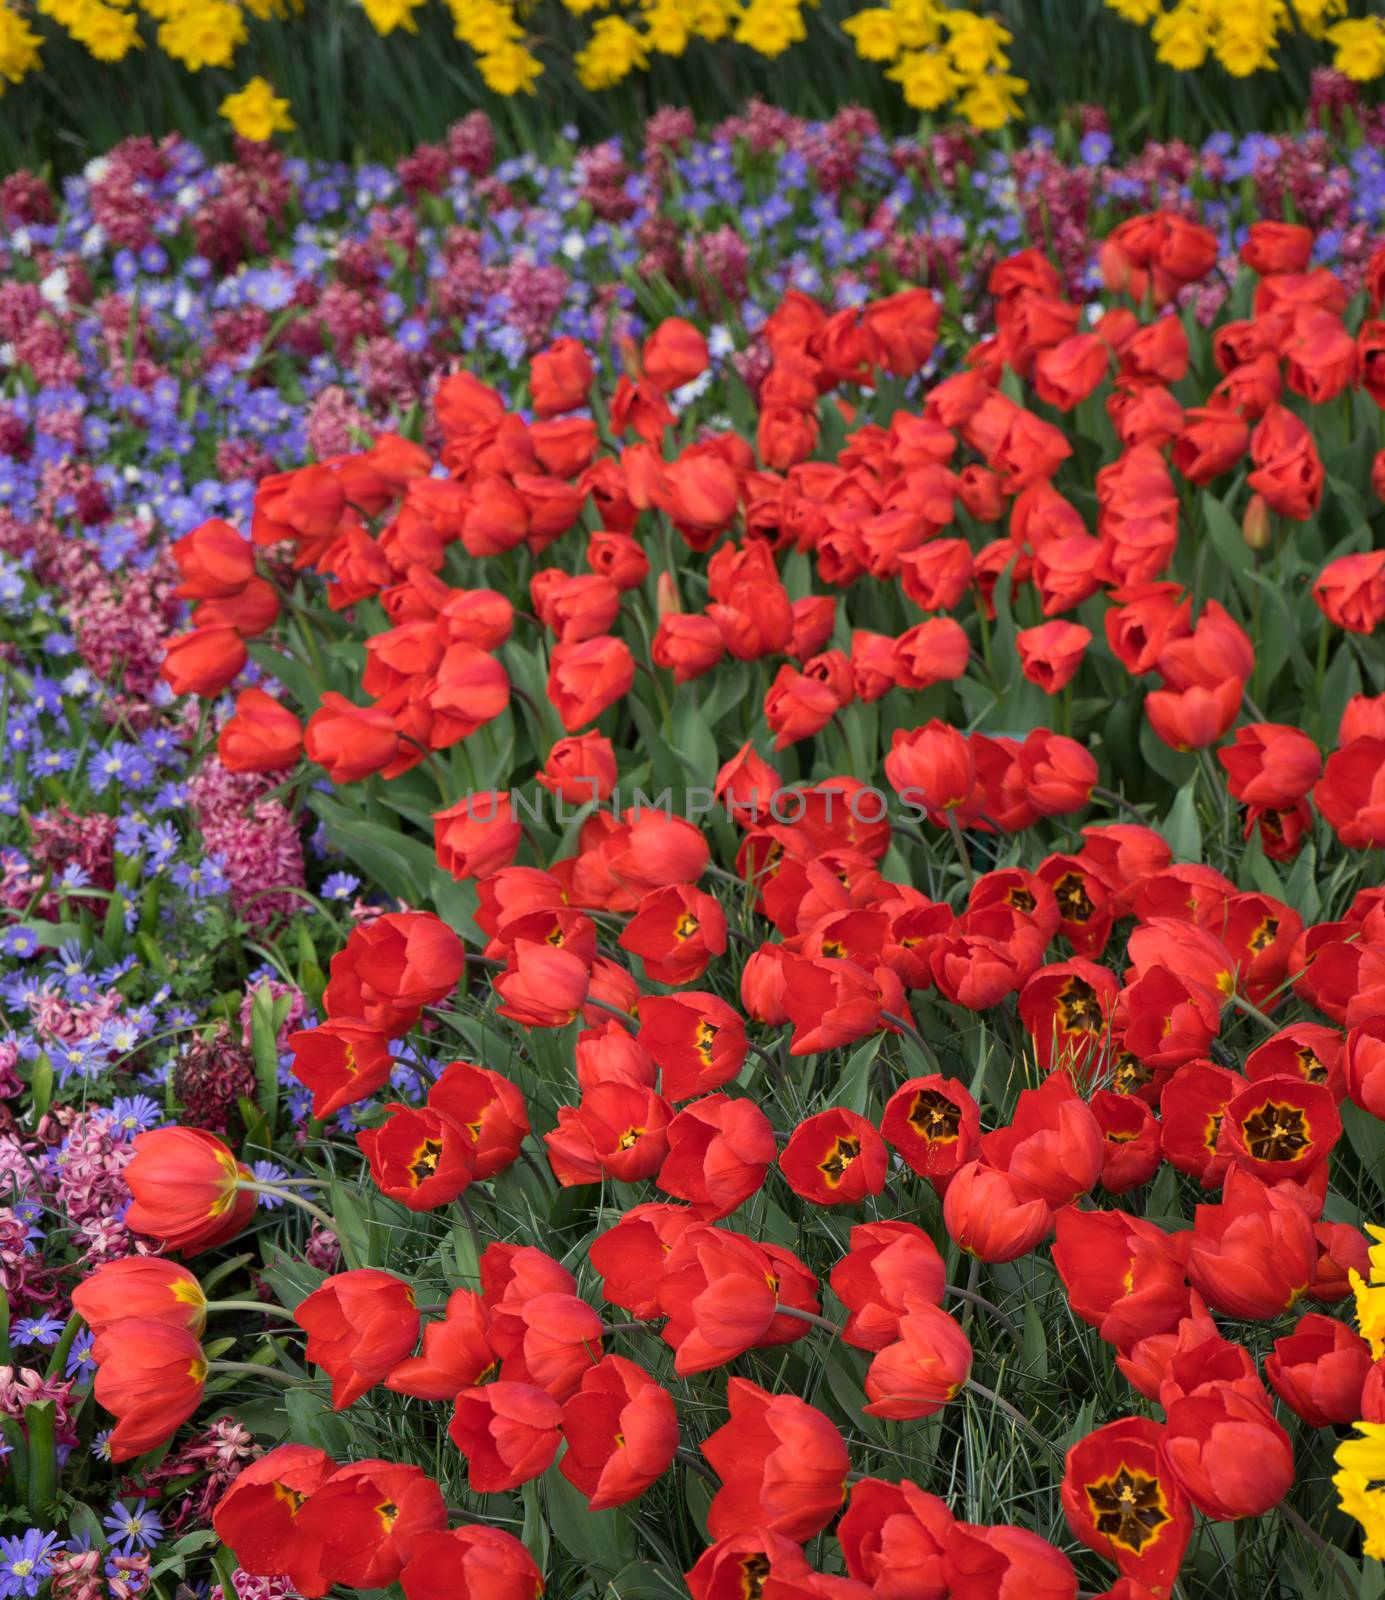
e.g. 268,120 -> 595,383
957,69 -> 1025,129
687,0 -> 733,41
843,7 -> 900,61
74,0 -> 144,59
575,13 -> 646,85
1105,0 -> 1161,20
0,2 -> 43,89
886,44 -> 959,108
476,38 -> 543,90
1214,24 -> 1277,75
943,11 -> 1011,76
642,0 -> 689,54
1352,1267 -> 1385,1359
1151,5 -> 1209,69
219,74 -> 295,140
158,0 -> 247,70
450,0 -> 522,51
1365,1222 -> 1385,1281
1291,0 -> 1344,32
888,0 -> 940,50
733,0 -> 805,57
1327,17 -> 1385,81
242,0 -> 303,17
359,0 -> 427,33
1334,1423 -> 1385,1560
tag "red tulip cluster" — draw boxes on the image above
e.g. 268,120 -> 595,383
114,212 -> 1385,1597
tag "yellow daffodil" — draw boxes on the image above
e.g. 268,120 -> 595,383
575,13 -> 646,84
1334,1423 -> 1385,1560
359,0 -> 428,33
957,68 -> 1025,129
733,0 -> 805,56
1327,16 -> 1385,80
886,44 -> 959,107
476,38 -> 542,89
843,7 -> 900,62
219,74 -> 295,139
0,2 -> 43,89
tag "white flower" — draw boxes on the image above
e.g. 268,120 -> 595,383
10,228 -> 31,258
671,370 -> 713,412
708,324 -> 735,361
40,268 -> 70,311
84,156 -> 112,184
561,230 -> 587,261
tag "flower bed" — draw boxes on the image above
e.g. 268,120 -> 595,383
3,106 -> 1385,1600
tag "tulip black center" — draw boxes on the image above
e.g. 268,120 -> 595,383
818,1134 -> 861,1186
1111,1053 -> 1153,1094
1057,976 -> 1102,1032
1054,871 -> 1095,923
1296,1046 -> 1328,1085
409,1139 -> 443,1185
1242,1100 -> 1310,1162
1086,1465 -> 1170,1554
907,1088 -> 962,1143
740,1554 -> 771,1598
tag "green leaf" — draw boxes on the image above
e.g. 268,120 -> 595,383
543,1458 -> 636,1577
23,1400 -> 56,1518
249,985 -> 280,1135
1162,777 -> 1202,863
327,1180 -> 371,1269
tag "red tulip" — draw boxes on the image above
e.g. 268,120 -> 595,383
295,1460 -> 446,1588
357,1102 -> 476,1210
91,1318 -> 207,1461
160,626 -> 246,698
779,1107 -> 888,1205
428,1060 -> 529,1179
385,1288 -> 495,1401
324,911 -> 465,1038
212,1444 -> 335,1596
1186,1168 -> 1317,1321
1163,1383 -> 1294,1520
122,1125 -> 255,1255
864,1300 -> 972,1419
943,1161 -> 1052,1263
400,1527 -> 544,1600
837,1475 -> 954,1599
558,1353 -> 678,1509
72,1257 -> 206,1336
449,1381 -> 562,1492
1052,1208 -> 1187,1349
296,1269 -> 420,1409
218,687 -> 302,773
288,1018 -> 394,1118
831,1220 -> 946,1351
702,1377 -> 848,1542
1265,1311 -> 1372,1427
1061,1417 -> 1191,1594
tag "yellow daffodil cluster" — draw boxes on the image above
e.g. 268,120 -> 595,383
1105,0 -> 1385,81
0,2 -> 43,91
1333,1225 -> 1385,1560
842,0 -> 1024,126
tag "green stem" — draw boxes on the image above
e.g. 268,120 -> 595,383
207,1360 -> 299,1387
237,1180 -> 337,1234
205,1300 -> 301,1321
943,808 -> 975,891
772,1303 -> 842,1336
